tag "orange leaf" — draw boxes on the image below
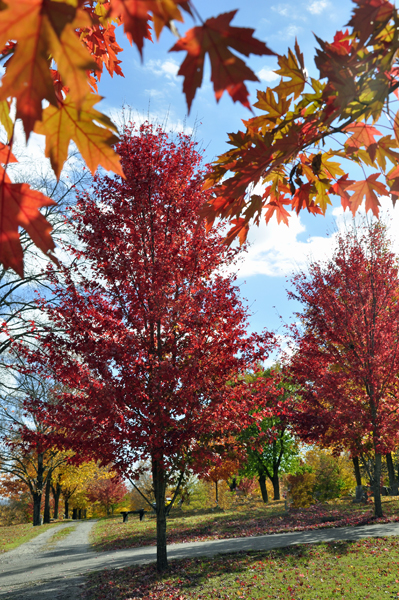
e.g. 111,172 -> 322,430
274,48 -> 307,100
330,174 -> 355,211
264,200 -> 291,226
223,217 -> 249,247
0,144 -> 18,165
34,94 -> 123,179
393,109 -> 399,146
0,177 -> 57,277
170,11 -> 275,112
347,173 -> 388,216
149,0 -> 189,40
344,122 -> 381,149
0,1 -> 97,137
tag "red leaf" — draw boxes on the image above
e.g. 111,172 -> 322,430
0,175 -> 57,277
170,11 -> 275,112
109,0 -> 153,56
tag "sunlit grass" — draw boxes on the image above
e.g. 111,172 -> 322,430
83,536 -> 399,599
0,522 -> 61,552
90,497 -> 399,553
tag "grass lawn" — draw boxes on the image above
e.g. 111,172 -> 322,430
0,521 -> 62,552
90,497 -> 399,552
83,536 -> 399,599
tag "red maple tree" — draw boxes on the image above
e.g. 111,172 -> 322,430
23,122 -> 274,571
86,475 -> 127,516
286,222 -> 399,518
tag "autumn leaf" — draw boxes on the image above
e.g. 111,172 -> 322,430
274,49 -> 307,100
253,89 -> 291,121
347,0 -> 394,44
108,0 -> 153,55
0,1 -> 97,136
170,11 -> 275,112
0,101 -> 13,142
34,94 -> 123,179
0,143 -> 18,166
344,123 -> 381,150
330,174 -> 355,211
148,0 -> 190,40
0,176 -> 57,277
347,173 -> 388,215
223,217 -> 249,247
264,199 -> 291,226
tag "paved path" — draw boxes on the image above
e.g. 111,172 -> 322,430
1,519 -> 399,599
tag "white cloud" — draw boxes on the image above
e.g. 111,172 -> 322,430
282,24 -> 303,37
272,4 -> 290,16
145,59 -> 179,81
257,68 -> 279,83
234,195 -> 399,280
307,0 -> 331,15
235,212 -> 335,278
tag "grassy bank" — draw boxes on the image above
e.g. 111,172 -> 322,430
83,535 -> 399,599
90,497 -> 399,552
0,522 -> 62,553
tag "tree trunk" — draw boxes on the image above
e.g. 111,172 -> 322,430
386,453 -> 399,495
43,474 -> 52,524
153,456 -> 168,572
32,492 -> 42,526
215,480 -> 219,506
64,498 -> 69,519
270,473 -> 280,500
373,453 -> 383,518
72,508 -> 77,520
258,474 -> 268,503
352,456 -> 362,486
32,452 -> 45,526
52,482 -> 62,519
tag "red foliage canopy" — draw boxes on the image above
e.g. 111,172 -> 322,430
86,476 -> 127,513
23,121 -> 274,487
286,222 -> 399,516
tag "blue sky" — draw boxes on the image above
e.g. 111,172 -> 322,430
23,1 -> 399,343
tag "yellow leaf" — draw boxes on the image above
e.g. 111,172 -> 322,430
274,48 -> 306,100
253,88 -> 291,120
34,94 -> 123,179
0,1 -> 97,138
0,101 -> 13,142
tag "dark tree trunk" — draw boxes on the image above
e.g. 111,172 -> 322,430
215,480 -> 219,506
373,453 -> 383,518
32,492 -> 42,527
258,474 -> 268,503
52,482 -> 62,519
32,452 -> 45,526
352,456 -> 362,486
72,508 -> 77,520
153,456 -> 168,572
386,453 -> 399,495
43,474 -> 52,524
64,498 -> 69,519
270,473 -> 280,500
78,509 -> 82,519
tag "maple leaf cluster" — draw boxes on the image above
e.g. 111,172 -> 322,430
0,0 -> 274,276
202,0 -> 399,246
